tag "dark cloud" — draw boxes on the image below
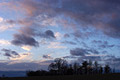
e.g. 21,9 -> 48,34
73,31 -> 95,39
80,42 -> 89,48
61,0 -> 120,38
64,34 -> 70,38
62,41 -> 76,45
1,0 -> 120,70
92,40 -> 115,49
12,28 -> 55,47
63,56 -> 78,59
75,54 -> 120,69
46,30 -> 55,38
92,40 -> 103,44
1,49 -> 20,59
59,0 -> 120,38
19,26 -> 56,39
77,56 -> 102,62
11,34 -> 39,47
2,0 -> 120,38
63,54 -> 120,70
18,26 -> 36,37
70,48 -> 99,56
87,49 -> 99,54
39,30 -> 56,39
70,48 -> 89,56
100,44 -> 114,48
102,55 -> 120,69
43,55 -> 53,59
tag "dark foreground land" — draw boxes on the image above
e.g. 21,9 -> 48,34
1,73 -> 120,80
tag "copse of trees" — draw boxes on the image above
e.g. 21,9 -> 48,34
26,58 -> 113,76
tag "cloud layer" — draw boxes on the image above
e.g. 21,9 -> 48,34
0,0 -> 120,70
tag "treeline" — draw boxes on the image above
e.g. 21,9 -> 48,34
27,58 -> 114,76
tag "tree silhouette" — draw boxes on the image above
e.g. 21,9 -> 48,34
73,62 -> 79,74
82,61 -> 89,74
94,61 -> 98,74
88,60 -> 93,74
99,66 -> 103,74
67,64 -> 73,75
48,58 -> 68,75
104,65 -> 111,74
26,58 -> 113,76
48,63 -> 56,70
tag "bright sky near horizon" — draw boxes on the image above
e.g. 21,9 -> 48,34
0,0 -> 120,71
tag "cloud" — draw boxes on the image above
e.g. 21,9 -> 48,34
0,23 -> 14,32
48,42 -> 67,49
92,40 -> 115,49
39,30 -> 56,39
1,48 -> 32,61
11,34 -> 39,47
19,25 -> 56,39
0,17 -> 3,22
70,48 -> 99,56
43,55 -> 53,59
62,41 -> 77,45
45,30 -> 55,39
0,17 -> 17,32
73,30 -> 95,39
10,52 -> 32,61
64,34 -> 70,38
63,56 -> 78,59
1,0 -> 120,38
102,55 -> 120,69
11,28 -> 55,47
0,39 -> 11,45
21,45 -> 32,51
70,48 -> 89,56
78,56 -> 102,62
55,32 -> 62,40
0,60 -> 53,71
1,49 -> 20,59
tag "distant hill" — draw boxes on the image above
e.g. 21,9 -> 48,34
0,71 -> 26,77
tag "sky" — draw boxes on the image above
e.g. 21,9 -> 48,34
0,0 -> 120,71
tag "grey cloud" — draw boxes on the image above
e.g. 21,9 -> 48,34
70,48 -> 99,56
19,26 -> 56,39
100,44 -> 114,48
77,56 -> 102,62
1,49 -> 20,58
2,0 -> 120,38
80,42 -> 89,48
87,49 -> 99,54
92,40 -> 115,49
61,0 -> 120,38
70,48 -> 89,56
11,29 -> 56,47
64,34 -> 70,38
63,56 -> 78,59
103,55 -> 120,69
43,55 -> 53,59
37,30 -> 56,39
73,31 -> 95,39
44,30 -> 56,39
77,54 -> 120,69
11,34 -> 39,47
62,41 -> 77,45
92,40 -> 103,44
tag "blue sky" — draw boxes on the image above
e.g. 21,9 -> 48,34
0,0 -> 120,71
